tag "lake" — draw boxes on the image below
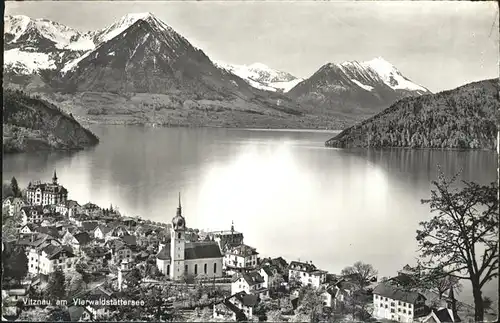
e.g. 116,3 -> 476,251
2,125 -> 497,306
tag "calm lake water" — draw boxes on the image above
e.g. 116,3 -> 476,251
2,125 -> 497,306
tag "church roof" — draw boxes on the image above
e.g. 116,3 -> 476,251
156,241 -> 223,261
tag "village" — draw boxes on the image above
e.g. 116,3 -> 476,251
0,172 -> 480,322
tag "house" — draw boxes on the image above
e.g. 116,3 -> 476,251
213,299 -> 247,322
419,307 -> 461,323
2,287 -> 30,306
372,283 -> 427,322
69,213 -> 92,227
231,271 -> 269,297
2,197 -> 27,217
231,291 -> 259,320
259,257 -> 289,275
288,261 -> 328,288
224,244 -> 259,274
81,221 -> 99,233
62,231 -> 92,255
71,286 -> 115,320
55,200 -> 80,218
81,246 -> 111,273
105,225 -> 130,240
208,222 -> 245,252
21,206 -> 44,225
155,199 -> 224,280
93,225 -> 111,240
121,234 -> 137,250
20,223 -> 36,234
34,226 -> 61,239
321,285 -> 350,309
39,244 -> 76,274
26,171 -> 68,206
17,233 -> 61,274
107,239 -> 133,264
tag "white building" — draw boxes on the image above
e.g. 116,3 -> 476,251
208,222 -> 244,252
2,197 -> 27,217
372,283 -> 427,322
288,261 -> 328,288
231,271 -> 269,297
20,206 -> 44,225
156,195 -> 224,280
26,171 -> 68,206
224,244 -> 259,273
21,235 -> 75,275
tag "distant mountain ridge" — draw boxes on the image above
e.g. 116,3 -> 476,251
3,13 -> 432,130
288,57 -> 431,119
325,78 -> 499,149
215,61 -> 304,93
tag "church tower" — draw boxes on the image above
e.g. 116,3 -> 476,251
170,193 -> 186,280
52,169 -> 58,185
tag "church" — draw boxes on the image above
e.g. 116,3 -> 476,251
156,195 -> 224,280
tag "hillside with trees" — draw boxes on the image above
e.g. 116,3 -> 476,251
325,79 -> 499,149
3,89 -> 99,153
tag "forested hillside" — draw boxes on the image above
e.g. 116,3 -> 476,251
326,79 -> 499,149
3,89 -> 99,153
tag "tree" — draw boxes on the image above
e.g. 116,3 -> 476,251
297,285 -> 325,323
65,269 -> 84,297
482,296 -> 493,312
340,261 -> 378,290
10,177 -> 21,198
127,267 -> 142,286
433,274 -> 463,300
2,245 -> 28,285
17,308 -> 50,321
47,268 -> 66,299
266,309 -> 283,322
2,182 -> 14,198
416,172 -> 498,322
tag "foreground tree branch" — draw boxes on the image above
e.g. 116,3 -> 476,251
416,170 -> 499,322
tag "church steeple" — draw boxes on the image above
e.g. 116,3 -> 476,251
177,192 -> 182,217
52,169 -> 58,185
231,220 -> 234,234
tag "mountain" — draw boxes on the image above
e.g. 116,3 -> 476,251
3,89 -> 100,153
4,15 -> 95,75
215,62 -> 304,93
287,57 -> 431,120
325,79 -> 499,149
4,13 -> 329,129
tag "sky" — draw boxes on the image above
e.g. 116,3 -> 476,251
5,1 -> 499,93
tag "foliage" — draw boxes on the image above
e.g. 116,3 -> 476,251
3,88 -> 99,153
2,245 -> 28,284
416,171 -> 498,321
10,177 -> 21,197
127,267 -> 142,286
327,78 -> 499,149
17,308 -> 50,321
2,182 -> 14,199
47,268 -> 67,299
65,269 -> 85,297
265,309 -> 283,322
296,285 -> 326,322
340,261 -> 378,290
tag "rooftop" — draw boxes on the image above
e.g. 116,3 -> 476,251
373,283 -> 426,304
157,241 -> 223,260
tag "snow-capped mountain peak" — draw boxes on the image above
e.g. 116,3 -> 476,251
330,57 -> 429,94
214,61 -> 303,92
91,12 -> 175,46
